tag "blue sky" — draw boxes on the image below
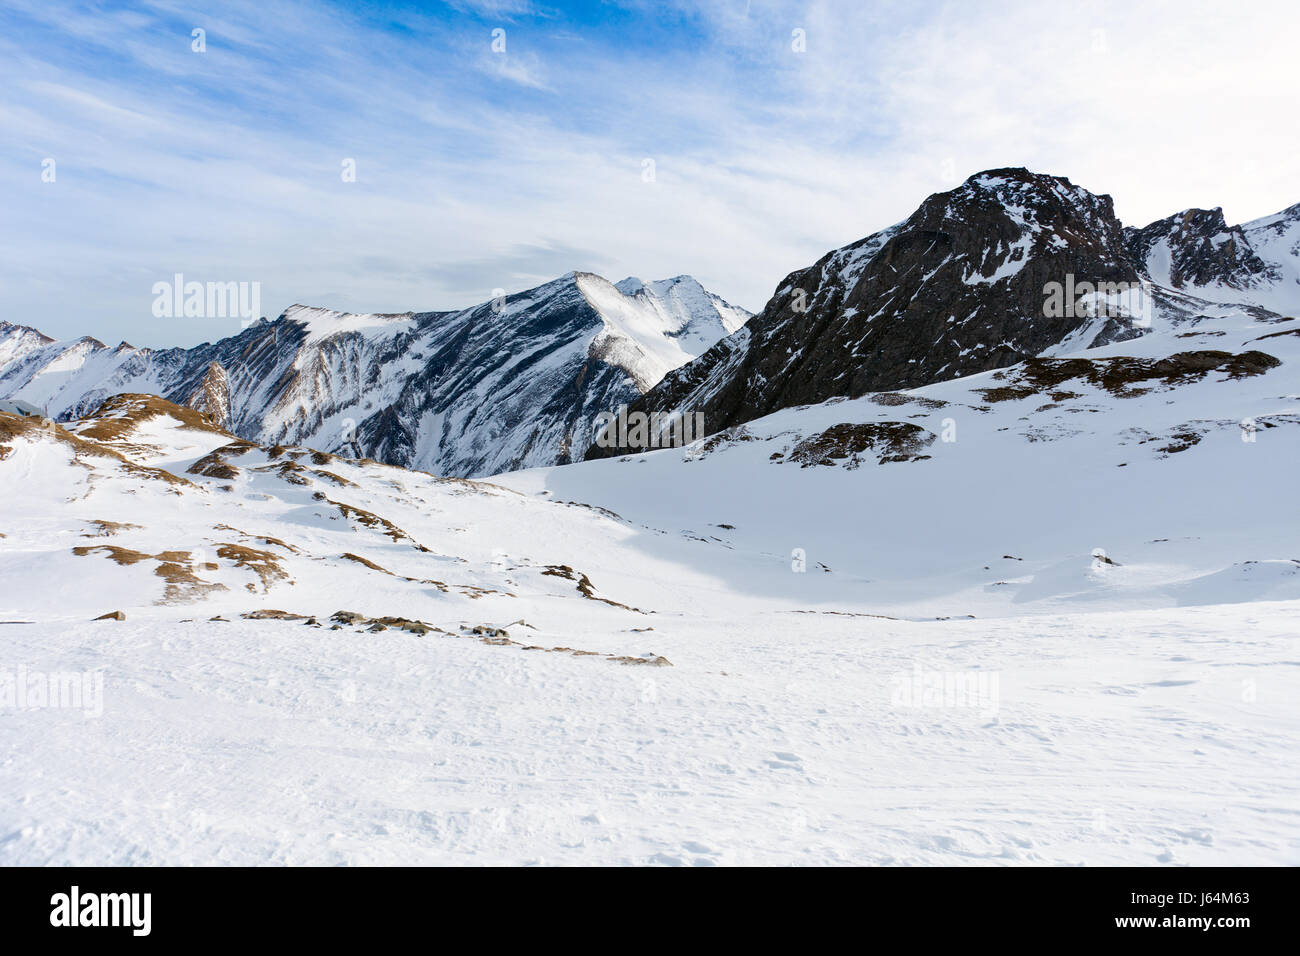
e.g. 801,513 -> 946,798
3,0 -> 1298,347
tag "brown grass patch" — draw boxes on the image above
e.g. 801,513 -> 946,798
337,552 -> 501,598
542,565 -> 644,612
1255,327 -> 1300,341
216,543 -> 289,592
187,440 -> 258,480
72,544 -> 151,565
2,412 -> 192,489
263,610 -> 675,666
188,452 -> 240,480
154,558 -> 228,604
311,469 -> 356,487
870,392 -> 948,409
316,494 -> 432,552
212,524 -> 301,554
254,460 -> 311,485
341,552 -> 391,573
77,393 -> 233,442
72,544 -> 228,604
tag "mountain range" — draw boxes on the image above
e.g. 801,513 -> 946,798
2,167 -> 1297,477
0,272 -> 748,477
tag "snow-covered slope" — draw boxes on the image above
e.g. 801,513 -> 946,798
508,307 -> 1300,619
0,321 -> 56,374
2,303 -> 1297,864
0,272 -> 750,478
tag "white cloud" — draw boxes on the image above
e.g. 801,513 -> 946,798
1,0 -> 1297,347
483,52 -> 552,90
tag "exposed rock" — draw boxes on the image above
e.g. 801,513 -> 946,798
977,350 -> 1279,402
1124,207 -> 1272,292
180,360 -> 232,429
785,422 -> 936,468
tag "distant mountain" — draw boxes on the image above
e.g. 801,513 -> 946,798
589,168 -> 1299,456
0,272 -> 749,477
1123,202 -> 1300,314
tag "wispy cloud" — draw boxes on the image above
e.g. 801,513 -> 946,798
482,50 -> 553,90
1,0 -> 1297,347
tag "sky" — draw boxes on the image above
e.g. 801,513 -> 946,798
2,0 -> 1298,347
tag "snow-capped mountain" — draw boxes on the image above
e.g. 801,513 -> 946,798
0,272 -> 749,477
1124,202 -> 1300,315
591,168 -> 1300,455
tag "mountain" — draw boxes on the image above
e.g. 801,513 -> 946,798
0,272 -> 749,477
1124,202 -> 1300,314
589,168 -> 1300,455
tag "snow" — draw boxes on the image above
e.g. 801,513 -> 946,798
281,304 -> 416,346
1241,207 -> 1300,315
576,272 -> 744,390
1,291 -> 1298,864
1130,205 -> 1300,317
2,603 -> 1295,865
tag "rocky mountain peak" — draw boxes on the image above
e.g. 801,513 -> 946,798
592,168 -> 1148,454
1123,207 -> 1269,293
589,169 -> 1300,461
